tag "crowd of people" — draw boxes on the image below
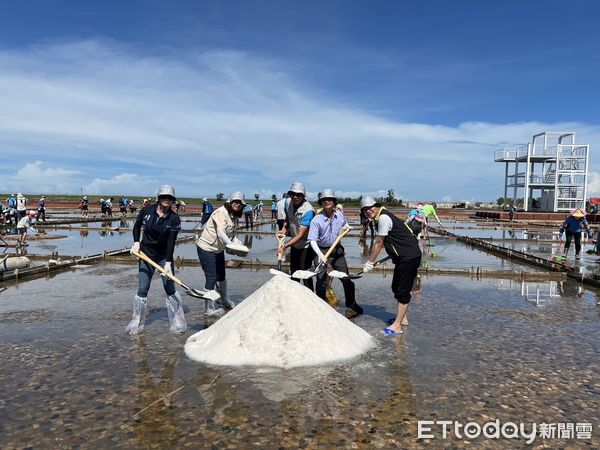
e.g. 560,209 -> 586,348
125,182 -> 443,337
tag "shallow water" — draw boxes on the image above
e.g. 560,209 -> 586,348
1,266 -> 599,448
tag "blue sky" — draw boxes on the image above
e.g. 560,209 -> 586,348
1,0 -> 599,201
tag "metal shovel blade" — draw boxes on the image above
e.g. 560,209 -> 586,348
269,268 -> 290,277
290,269 -> 317,279
328,270 -> 350,279
291,262 -> 326,280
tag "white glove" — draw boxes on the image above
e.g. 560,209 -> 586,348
232,237 -> 242,246
161,261 -> 172,278
217,229 -> 232,245
317,250 -> 327,264
130,242 -> 140,255
363,261 -> 374,273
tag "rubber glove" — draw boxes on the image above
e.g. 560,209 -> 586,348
363,260 -> 374,273
130,242 -> 140,255
559,229 -> 564,238
217,229 -> 232,245
588,229 -> 594,239
317,250 -> 327,264
161,261 -> 172,278
310,240 -> 326,264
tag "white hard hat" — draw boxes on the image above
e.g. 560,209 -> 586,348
227,191 -> 246,205
360,196 -> 380,210
100,198 -> 104,202
157,185 -> 176,200
318,189 -> 337,204
202,197 -> 208,201
288,181 -> 306,197
17,193 -> 22,196
83,195 -> 87,200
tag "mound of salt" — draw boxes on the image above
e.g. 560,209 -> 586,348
184,275 -> 375,369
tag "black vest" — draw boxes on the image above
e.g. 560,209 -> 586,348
378,209 -> 422,260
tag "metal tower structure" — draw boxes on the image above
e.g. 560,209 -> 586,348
494,132 -> 589,212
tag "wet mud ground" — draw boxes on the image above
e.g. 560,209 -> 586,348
1,216 -> 600,447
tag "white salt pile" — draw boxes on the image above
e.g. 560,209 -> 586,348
184,275 -> 375,369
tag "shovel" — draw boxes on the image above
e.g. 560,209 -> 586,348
269,234 -> 290,277
132,250 -> 207,299
331,255 -> 393,280
291,224 -> 352,280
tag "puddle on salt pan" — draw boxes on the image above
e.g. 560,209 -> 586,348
1,266 -> 599,447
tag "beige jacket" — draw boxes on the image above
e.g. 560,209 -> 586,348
197,205 -> 235,253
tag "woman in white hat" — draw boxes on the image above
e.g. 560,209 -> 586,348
126,185 -> 186,335
196,191 -> 247,316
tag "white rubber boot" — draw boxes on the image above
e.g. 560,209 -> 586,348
216,280 -> 235,309
126,295 -> 148,335
203,290 -> 224,317
166,291 -> 187,333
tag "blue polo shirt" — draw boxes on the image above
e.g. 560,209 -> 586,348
308,210 -> 347,247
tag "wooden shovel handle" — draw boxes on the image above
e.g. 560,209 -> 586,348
133,250 -> 185,286
322,225 -> 352,259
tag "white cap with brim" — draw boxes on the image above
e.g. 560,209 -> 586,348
227,191 -> 247,206
360,196 -> 380,210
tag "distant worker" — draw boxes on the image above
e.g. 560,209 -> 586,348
559,208 -> 591,259
7,194 -> 16,210
196,191 -> 246,316
359,206 -> 374,239
105,198 -> 113,217
509,205 -> 517,222
127,185 -> 186,335
243,202 -> 254,229
276,193 -> 289,230
201,197 -> 213,226
16,193 -> 27,220
271,200 -> 277,219
80,195 -> 89,217
255,201 -> 263,222
422,202 -> 443,227
17,210 -> 37,247
308,189 -> 363,316
36,195 -> 46,222
361,196 -> 422,335
119,196 -> 129,216
278,182 -> 315,290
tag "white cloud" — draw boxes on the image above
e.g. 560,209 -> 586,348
0,161 -> 81,194
1,40 -> 599,200
84,173 -> 158,196
587,172 -> 600,197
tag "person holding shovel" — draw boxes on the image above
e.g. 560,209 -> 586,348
559,208 -> 591,259
196,191 -> 247,316
361,196 -> 422,336
308,189 -> 363,316
127,184 -> 186,335
277,181 -> 315,290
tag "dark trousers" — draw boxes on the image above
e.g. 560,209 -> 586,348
271,210 -> 277,219
564,230 -> 582,255
244,212 -> 253,229
391,256 -> 421,304
197,247 -> 225,290
37,208 -> 45,221
276,219 -> 285,230
290,246 -> 315,291
137,256 -> 175,297
315,246 -> 355,306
